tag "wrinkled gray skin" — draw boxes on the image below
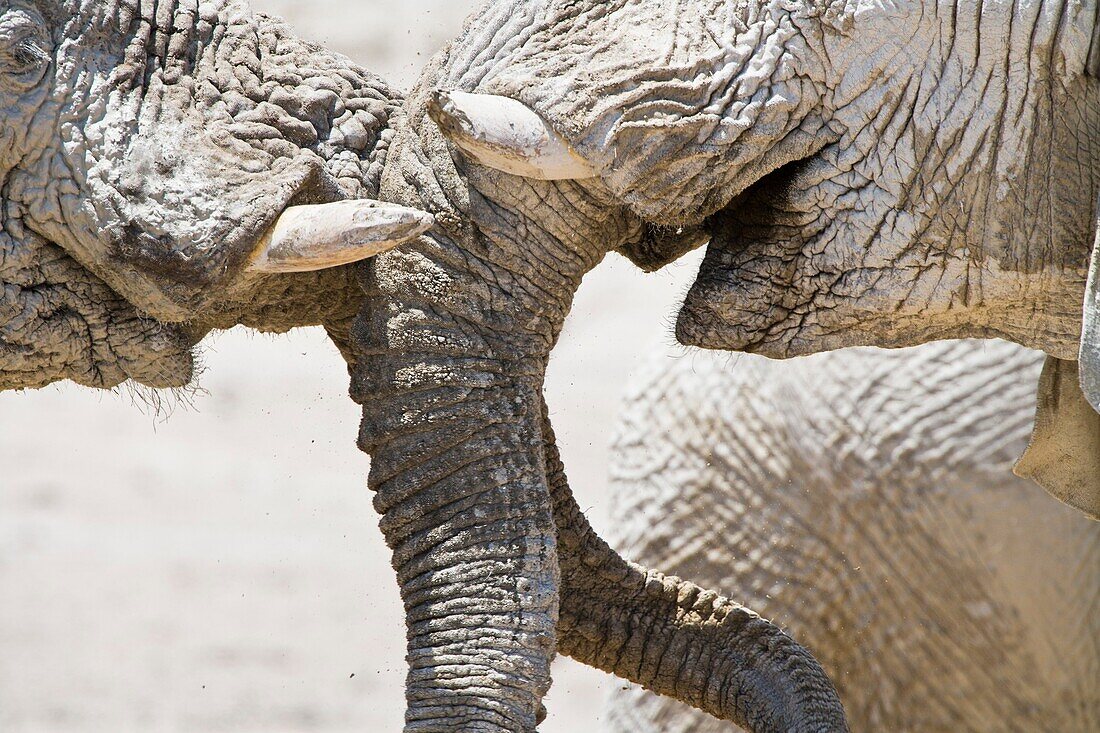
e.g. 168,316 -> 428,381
360,0 -> 1098,730
603,340 -> 1100,733
1,2 -> 841,731
0,0 -> 399,391
451,0 -> 1099,358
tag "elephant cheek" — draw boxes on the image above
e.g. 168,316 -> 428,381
78,133 -> 340,324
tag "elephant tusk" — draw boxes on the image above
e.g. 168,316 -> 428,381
249,200 -> 435,274
427,90 -> 597,181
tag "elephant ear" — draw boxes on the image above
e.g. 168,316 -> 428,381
1013,199 -> 1100,520
1014,357 -> 1100,520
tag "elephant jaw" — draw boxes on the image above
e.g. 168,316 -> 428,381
673,164 -> 895,360
674,163 -> 817,359
675,244 -> 808,359
1,191 -> 432,392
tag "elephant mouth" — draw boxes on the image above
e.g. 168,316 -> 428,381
423,88 -> 851,357
1,174 -> 419,392
103,161 -> 432,325
675,155 -> 832,358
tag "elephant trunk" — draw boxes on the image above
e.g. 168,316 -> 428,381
352,85 -> 844,730
352,234 -> 560,731
542,403 -> 849,733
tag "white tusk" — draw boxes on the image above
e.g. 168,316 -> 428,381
427,90 -> 597,181
249,199 -> 434,274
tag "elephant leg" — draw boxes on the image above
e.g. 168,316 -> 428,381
539,399 -> 847,733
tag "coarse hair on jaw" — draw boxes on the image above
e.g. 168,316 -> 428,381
117,343 -> 207,421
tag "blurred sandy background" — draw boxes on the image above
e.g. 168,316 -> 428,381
0,2 -> 704,730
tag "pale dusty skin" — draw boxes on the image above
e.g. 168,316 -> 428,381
603,340 -> 1099,733
380,0 -> 1100,728
1,0 -> 643,729
0,1 -> 683,730
5,0 -> 1100,731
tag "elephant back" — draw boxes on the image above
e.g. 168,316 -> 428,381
605,339 -> 1100,733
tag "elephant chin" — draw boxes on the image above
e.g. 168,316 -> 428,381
675,214 -> 1003,360
676,235 -> 923,360
676,253 -> 793,358
674,181 -> 814,359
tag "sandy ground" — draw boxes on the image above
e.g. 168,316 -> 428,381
0,3 -> 706,729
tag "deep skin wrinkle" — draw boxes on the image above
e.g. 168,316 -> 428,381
375,0 -> 1100,726
434,0 -> 1100,360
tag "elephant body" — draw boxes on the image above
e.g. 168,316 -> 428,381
604,339 -> 1100,733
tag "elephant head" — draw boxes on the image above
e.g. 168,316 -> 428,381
0,0 -> 432,391
428,0 -> 1099,359
425,0 -> 1100,514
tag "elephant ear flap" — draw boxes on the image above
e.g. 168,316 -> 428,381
1014,357 -> 1100,519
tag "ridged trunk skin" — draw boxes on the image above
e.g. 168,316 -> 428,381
350,211 -> 558,730
355,337 -> 557,733
542,401 -> 848,733
349,77 -> 620,728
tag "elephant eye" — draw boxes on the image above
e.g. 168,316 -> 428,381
10,38 -> 47,70
0,9 -> 51,88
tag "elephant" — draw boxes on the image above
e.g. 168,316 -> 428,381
0,0 -> 435,394
424,0 -> 1100,514
363,0 -> 1100,729
1,2 -> 843,732
10,0 -> 1099,730
602,339 -> 1100,733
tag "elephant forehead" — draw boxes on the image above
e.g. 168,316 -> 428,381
477,2 -> 794,153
